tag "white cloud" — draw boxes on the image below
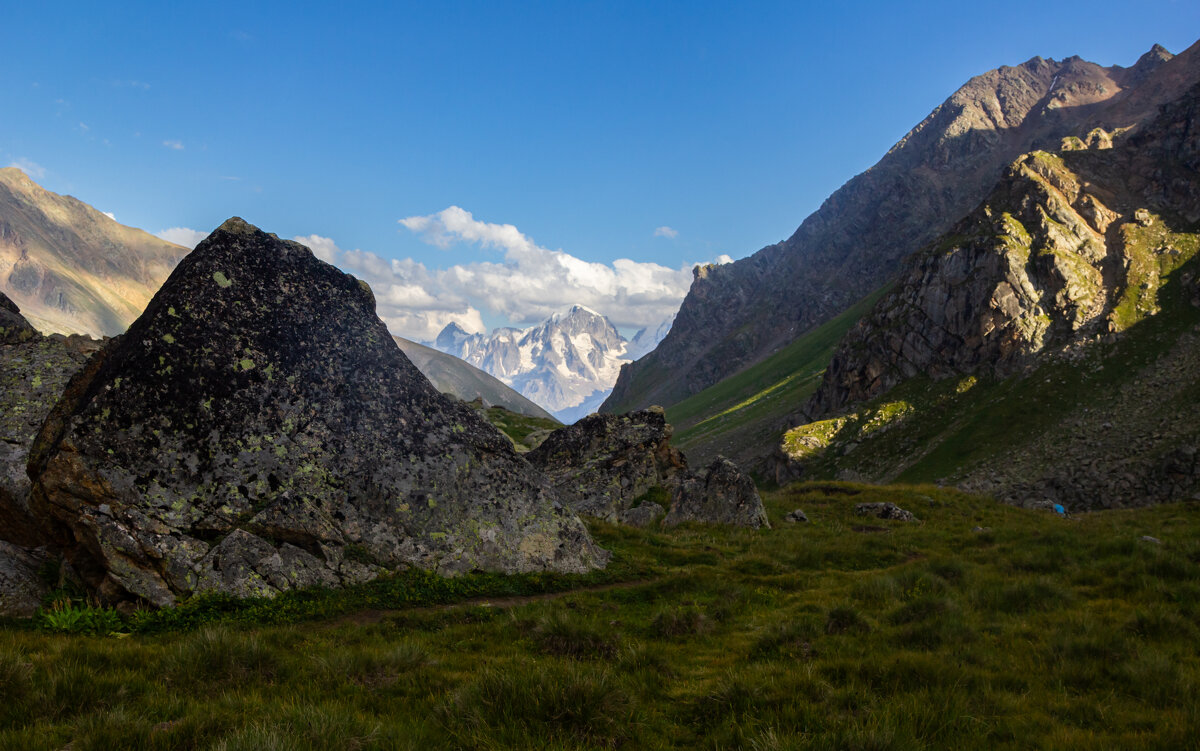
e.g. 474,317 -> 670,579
654,226 -> 678,239
396,206 -> 694,331
7,158 -> 46,179
715,254 -> 734,264
101,211 -> 116,221
162,140 -> 184,150
292,208 -> 715,342
156,227 -> 208,248
291,234 -> 487,342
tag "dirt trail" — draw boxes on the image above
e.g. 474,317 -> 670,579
330,578 -> 658,627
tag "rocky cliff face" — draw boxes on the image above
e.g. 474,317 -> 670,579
783,79 -> 1200,510
0,168 -> 188,337
527,408 -> 768,528
27,219 -> 607,607
810,79 -> 1200,417
603,42 -> 1200,414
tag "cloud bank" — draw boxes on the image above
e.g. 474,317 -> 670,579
291,206 -> 710,342
156,227 -> 209,248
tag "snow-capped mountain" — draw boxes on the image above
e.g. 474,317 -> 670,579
433,306 -> 672,422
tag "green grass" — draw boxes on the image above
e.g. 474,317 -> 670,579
4,483 -> 1199,748
479,405 -> 561,452
666,284 -> 890,466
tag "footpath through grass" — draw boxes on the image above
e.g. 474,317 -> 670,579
2,483 -> 1198,749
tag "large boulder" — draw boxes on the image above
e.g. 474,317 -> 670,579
27,218 -> 607,607
664,457 -> 770,529
525,408 -> 687,522
527,409 -> 769,529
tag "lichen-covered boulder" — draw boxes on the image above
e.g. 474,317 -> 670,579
0,292 -> 99,547
664,457 -> 770,529
525,408 -> 687,522
28,218 -> 607,606
528,412 -> 768,529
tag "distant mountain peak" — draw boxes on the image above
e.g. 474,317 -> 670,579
433,305 -> 674,421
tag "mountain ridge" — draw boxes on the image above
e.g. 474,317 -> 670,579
434,306 -> 671,421
0,167 -> 188,337
603,40 -> 1200,415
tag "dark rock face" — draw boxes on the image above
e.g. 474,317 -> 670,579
527,409 -> 768,528
525,408 -> 688,522
854,503 -> 917,522
603,42 -> 1200,414
0,540 -> 51,617
0,292 -> 98,547
27,219 -> 607,607
664,457 -> 770,529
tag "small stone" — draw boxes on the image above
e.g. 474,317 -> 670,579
854,502 -> 917,522
783,509 -> 809,523
1141,535 -> 1162,545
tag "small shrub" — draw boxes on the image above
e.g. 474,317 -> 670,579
526,610 -> 619,660
440,662 -> 637,747
651,605 -> 707,638
825,605 -> 870,635
749,619 -> 819,661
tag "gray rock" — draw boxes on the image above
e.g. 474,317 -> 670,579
1141,535 -> 1162,545
664,457 -> 770,529
526,408 -> 688,522
0,540 -> 51,617
854,502 -> 917,522
27,218 -> 608,607
783,509 -> 809,523
0,291 -> 99,547
616,503 -> 664,528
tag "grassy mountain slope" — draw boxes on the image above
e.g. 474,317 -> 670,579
0,168 -> 187,337
783,247 -> 1200,509
666,286 -> 888,468
392,335 -> 557,421
6,483 -> 1198,748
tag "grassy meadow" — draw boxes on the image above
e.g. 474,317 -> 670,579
2,483 -> 1198,749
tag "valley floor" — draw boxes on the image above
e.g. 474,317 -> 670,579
1,484 -> 1198,750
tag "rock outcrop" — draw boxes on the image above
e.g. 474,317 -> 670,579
780,79 -> 1200,510
663,457 -> 770,528
0,291 -> 98,546
603,42 -> 1200,415
27,219 -> 607,607
810,78 -> 1200,417
527,408 -> 768,528
0,292 -> 101,615
526,408 -> 689,521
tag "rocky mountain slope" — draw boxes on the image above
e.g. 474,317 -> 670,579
0,168 -> 188,337
779,78 -> 1200,509
434,306 -> 670,422
604,41 -> 1200,414
23,218 -> 607,606
392,335 -> 556,420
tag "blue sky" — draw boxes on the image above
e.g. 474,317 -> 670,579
4,1 -> 1198,339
